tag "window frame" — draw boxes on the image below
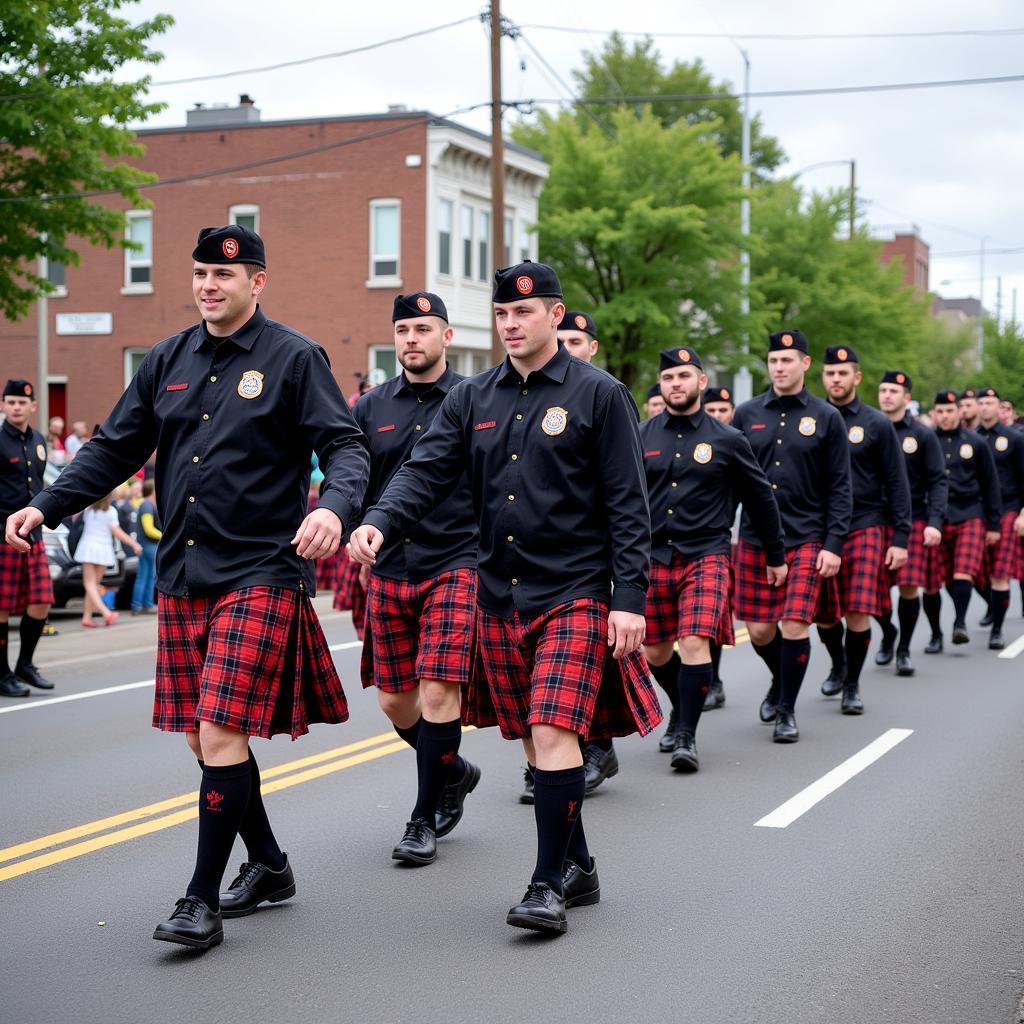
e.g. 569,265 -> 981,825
122,210 -> 153,294
123,347 -> 150,388
368,198 -> 402,287
228,203 -> 260,233
438,198 -> 453,277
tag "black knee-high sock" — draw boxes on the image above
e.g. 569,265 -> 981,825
991,589 -> 1010,632
896,596 -> 920,652
186,760 -> 251,911
677,661 -> 713,736
975,583 -> 991,609
752,630 -> 781,686
410,718 -> 462,827
238,750 -> 285,871
844,628 -> 871,686
394,718 -> 421,750
923,592 -> 943,637
0,620 -> 9,676
565,815 -> 592,872
531,765 -> 585,895
710,642 -> 723,684
948,579 -> 972,625
816,622 -> 845,672
779,637 -> 811,712
649,652 -> 681,714
16,613 -> 45,668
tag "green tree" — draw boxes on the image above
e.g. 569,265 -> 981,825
973,318 -> 1024,405
0,0 -> 172,320
532,106 -> 746,392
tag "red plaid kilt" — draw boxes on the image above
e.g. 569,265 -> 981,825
890,520 -> 943,594
734,540 -> 839,625
933,517 -> 986,586
645,551 -> 734,646
360,568 -> 476,692
333,556 -> 367,639
0,538 -> 54,612
978,509 -> 1021,586
835,526 -> 885,617
153,586 -> 347,740
468,598 -> 662,742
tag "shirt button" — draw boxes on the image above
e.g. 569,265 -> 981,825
671,482 -> 678,488
777,439 -> 783,445
516,414 -> 523,421
209,375 -> 217,383
192,456 -> 200,463
508,494 -> 515,501
202,413 -> 210,421
677,434 -> 683,439
774,460 -> 781,466
674,453 -> 681,459
26,460 -> 31,466
521,389 -> 528,396
187,539 -> 195,547
511,578 -> 519,586
404,537 -> 412,544
511,454 -> 518,461
667,509 -> 674,515
772,484 -> 778,490
188,496 -> 196,503
415,425 -> 422,431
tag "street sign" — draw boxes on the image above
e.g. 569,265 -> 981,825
55,312 -> 113,335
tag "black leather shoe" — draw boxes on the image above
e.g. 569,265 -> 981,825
583,743 -> 619,793
0,672 -> 31,698
874,625 -> 896,666
924,634 -> 943,655
895,650 -> 915,676
773,709 -> 799,743
506,882 -> 567,934
152,896 -> 223,949
219,856 -> 296,918
561,858 -> 600,908
670,730 -> 699,773
519,765 -> 535,805
435,759 -> 481,838
759,683 -> 780,724
657,707 -> 679,752
979,610 -> 993,628
821,663 -> 845,697
703,679 -> 725,710
392,818 -> 437,865
989,629 -> 1005,650
952,622 -> 970,645
841,683 -> 864,715
14,662 -> 54,690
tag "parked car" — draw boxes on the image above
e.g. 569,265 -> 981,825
43,523 -> 138,611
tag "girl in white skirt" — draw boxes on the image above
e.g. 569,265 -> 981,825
75,493 -> 142,628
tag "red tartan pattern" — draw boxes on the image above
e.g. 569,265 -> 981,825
978,509 -> 1021,585
0,539 -> 54,612
360,569 -> 477,692
835,526 -> 886,617
890,520 -> 943,593
333,555 -> 367,639
645,551 -> 734,645
469,598 -> 661,741
153,586 -> 348,740
734,540 -> 839,625
931,517 -> 986,586
315,550 -> 344,592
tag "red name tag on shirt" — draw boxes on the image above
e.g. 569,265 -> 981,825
750,423 -> 767,430
644,450 -> 661,458
8,456 -> 19,463
377,424 -> 396,432
166,383 -> 189,392
474,421 -> 497,431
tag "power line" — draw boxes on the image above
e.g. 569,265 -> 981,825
932,247 -> 1024,258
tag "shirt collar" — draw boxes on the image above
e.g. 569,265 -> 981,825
497,342 -> 570,386
664,407 -> 706,431
2,419 -> 29,441
192,305 -> 266,353
831,395 -> 862,416
397,362 -> 458,396
765,386 -> 810,408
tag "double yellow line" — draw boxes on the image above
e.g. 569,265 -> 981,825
0,730 -> 412,883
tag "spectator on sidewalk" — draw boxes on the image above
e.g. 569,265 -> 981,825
131,480 -> 160,614
48,418 -> 67,468
64,421 -> 88,460
76,493 -> 141,628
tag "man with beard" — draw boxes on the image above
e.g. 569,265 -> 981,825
641,349 -> 783,770
958,388 -> 980,431
351,292 -> 482,865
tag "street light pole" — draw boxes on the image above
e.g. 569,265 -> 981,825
734,49 -> 753,405
978,236 -> 987,366
36,239 -> 49,435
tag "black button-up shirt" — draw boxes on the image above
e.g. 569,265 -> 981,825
976,422 -> 1024,514
732,388 -> 852,554
935,425 -> 1001,528
891,412 -> 947,528
353,364 -> 477,582
31,307 -> 370,597
639,408 -> 784,566
831,397 -> 912,547
361,344 -> 650,619
0,421 -> 48,543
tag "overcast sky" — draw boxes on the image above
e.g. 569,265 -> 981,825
124,0 -> 1024,323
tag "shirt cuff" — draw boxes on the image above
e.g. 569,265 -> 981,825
927,514 -> 944,530
361,509 -> 393,540
315,491 -> 355,534
30,491 -> 65,529
764,542 -> 786,566
891,530 -> 909,549
610,585 -> 647,615
824,534 -> 845,556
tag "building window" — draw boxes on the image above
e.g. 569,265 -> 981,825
504,214 -> 514,266
519,221 -> 531,262
47,258 -> 66,297
461,205 -> 473,280
124,348 -> 150,387
438,199 -> 453,276
229,204 -> 259,233
370,346 -> 397,382
369,199 -> 401,282
477,210 -> 490,282
123,211 -> 152,292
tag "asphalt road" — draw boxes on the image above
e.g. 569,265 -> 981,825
3,594 -> 1024,1024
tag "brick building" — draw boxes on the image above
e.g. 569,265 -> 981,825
0,100 -> 547,428
879,228 -> 930,292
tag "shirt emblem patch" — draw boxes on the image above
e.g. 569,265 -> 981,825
541,407 -> 569,436
798,416 -> 816,436
36,443 -> 46,462
237,370 -> 265,400
996,435 -> 1010,452
693,442 -> 713,464
960,443 -> 974,459
166,382 -> 189,392
473,420 -> 497,431
377,424 -> 396,432
902,435 -> 919,454
848,425 -> 865,444
644,449 -> 662,458
750,423 -> 766,430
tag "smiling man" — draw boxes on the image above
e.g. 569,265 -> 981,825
5,225 -> 370,950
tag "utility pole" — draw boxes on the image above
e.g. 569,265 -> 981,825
489,2 -> 506,365
996,274 -> 1003,330
978,237 -> 987,367
733,49 -> 753,405
36,235 -> 49,436
849,160 -> 856,240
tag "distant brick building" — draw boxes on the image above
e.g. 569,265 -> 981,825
879,229 -> 930,292
1,100 -> 547,428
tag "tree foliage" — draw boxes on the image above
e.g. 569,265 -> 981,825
0,0 -> 172,320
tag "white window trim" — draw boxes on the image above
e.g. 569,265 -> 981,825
228,203 -> 260,233
122,210 -> 153,295
48,285 -> 68,299
437,197 -> 455,279
123,347 -> 150,388
367,198 -> 402,288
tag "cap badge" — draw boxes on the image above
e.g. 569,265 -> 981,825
222,238 -> 239,259
996,435 -> 1010,452
36,443 -> 46,462
959,443 -> 974,460
721,388 -> 730,400
896,373 -> 906,385
541,406 -> 568,436
23,384 -> 31,396
415,296 -> 432,312
237,369 -> 265,400
902,435 -> 919,455
798,416 -> 816,436
837,347 -> 848,361
693,442 -> 713,464
947,392 -> 956,403
678,349 -> 691,363
574,315 -> 587,330
848,425 -> 865,444
781,333 -> 793,347
515,275 -> 534,295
